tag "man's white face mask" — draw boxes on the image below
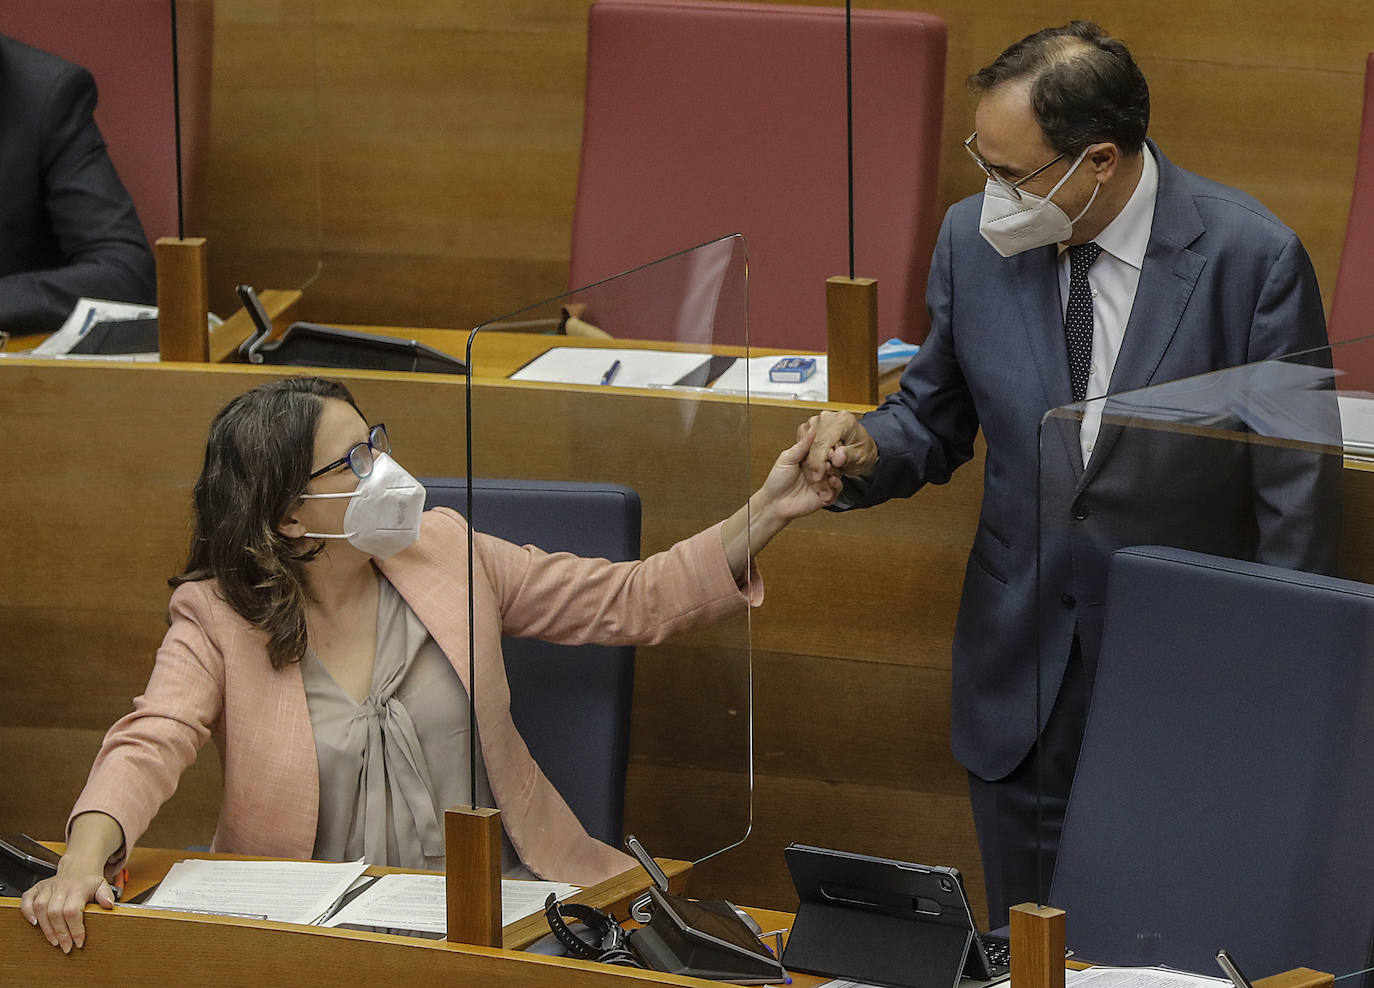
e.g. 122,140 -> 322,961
978,146 -> 1100,258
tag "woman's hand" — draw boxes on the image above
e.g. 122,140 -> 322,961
20,863 -> 116,952
721,427 -> 843,580
757,425 -> 842,522
20,812 -> 125,952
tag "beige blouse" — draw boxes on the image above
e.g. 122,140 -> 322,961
302,576 -> 531,877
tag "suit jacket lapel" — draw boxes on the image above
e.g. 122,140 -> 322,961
1080,142 -> 1207,491
1012,243 -> 1084,480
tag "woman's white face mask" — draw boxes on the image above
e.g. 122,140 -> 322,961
299,452 -> 425,559
978,146 -> 1099,258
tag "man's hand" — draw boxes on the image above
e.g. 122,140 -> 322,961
799,410 -> 878,483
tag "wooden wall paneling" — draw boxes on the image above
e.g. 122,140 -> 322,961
198,0 -> 1372,331
0,726 -> 225,852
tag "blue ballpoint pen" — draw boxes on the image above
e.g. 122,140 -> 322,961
599,359 -> 621,386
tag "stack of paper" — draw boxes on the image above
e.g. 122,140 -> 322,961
510,346 -> 713,388
127,858 -> 580,932
320,873 -> 579,933
138,858 -> 369,924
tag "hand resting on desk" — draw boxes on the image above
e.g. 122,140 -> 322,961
19,812 -> 122,953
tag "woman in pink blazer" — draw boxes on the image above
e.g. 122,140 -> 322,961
22,376 -> 838,952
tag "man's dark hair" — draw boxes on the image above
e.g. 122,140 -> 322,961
968,21 -> 1149,156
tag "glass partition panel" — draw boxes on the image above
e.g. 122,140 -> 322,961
198,2 -> 576,334
1036,335 -> 1374,982
192,0 -> 325,322
464,237 -> 753,877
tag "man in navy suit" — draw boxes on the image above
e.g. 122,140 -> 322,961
0,34 -> 155,337
805,22 -> 1337,924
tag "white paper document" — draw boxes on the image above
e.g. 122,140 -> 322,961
20,298 -> 159,360
0,296 -> 222,361
500,879 -> 581,926
708,354 -> 829,401
143,858 -> 369,925
1066,967 -> 1229,988
509,346 -> 713,388
319,873 -> 580,932
818,967 -> 1227,988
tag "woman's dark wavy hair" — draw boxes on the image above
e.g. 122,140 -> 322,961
170,376 -> 364,669
968,21 -> 1150,157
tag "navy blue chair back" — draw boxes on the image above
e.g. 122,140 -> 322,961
1051,546 -> 1374,980
420,477 -> 641,848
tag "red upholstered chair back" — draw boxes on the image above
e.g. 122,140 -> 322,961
571,0 -> 946,349
1329,53 -> 1374,390
1,0 -> 214,242
1332,52 -> 1374,346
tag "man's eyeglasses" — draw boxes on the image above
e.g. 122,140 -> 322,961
963,132 -> 1065,201
309,423 -> 389,481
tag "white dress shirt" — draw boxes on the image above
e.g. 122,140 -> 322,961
1057,146 -> 1159,465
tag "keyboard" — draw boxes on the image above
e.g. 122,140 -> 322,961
978,932 -> 1011,972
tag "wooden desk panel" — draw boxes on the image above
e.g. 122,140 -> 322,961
0,845 -> 792,987
0,899 -> 718,986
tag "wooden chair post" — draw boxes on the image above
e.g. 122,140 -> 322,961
1010,902 -> 1066,988
444,805 -> 503,947
155,236 -> 209,362
826,276 -> 879,405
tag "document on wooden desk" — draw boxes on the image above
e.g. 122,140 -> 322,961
1066,967 -> 1229,988
318,873 -> 580,933
509,346 -> 714,388
818,968 -> 1227,988
139,858 -> 369,925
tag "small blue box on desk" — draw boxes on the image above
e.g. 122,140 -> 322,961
769,357 -> 816,383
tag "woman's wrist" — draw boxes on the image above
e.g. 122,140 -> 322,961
61,812 -> 124,876
746,491 -> 787,545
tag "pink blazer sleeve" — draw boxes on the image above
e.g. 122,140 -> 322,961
67,582 -> 226,875
476,521 -> 763,645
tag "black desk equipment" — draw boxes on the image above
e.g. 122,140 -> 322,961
234,284 -> 465,374
782,844 -> 1009,988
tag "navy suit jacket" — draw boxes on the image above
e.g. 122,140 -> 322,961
843,142 -> 1337,780
0,35 -> 155,335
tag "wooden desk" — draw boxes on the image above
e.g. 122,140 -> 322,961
0,845 -> 825,987
109,850 -> 688,951
39,844 -> 687,952
337,324 -> 908,395
4,322 -> 907,396
0,896 -> 745,986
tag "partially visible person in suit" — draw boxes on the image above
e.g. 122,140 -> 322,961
801,22 -> 1337,925
20,375 -> 839,953
0,34 -> 155,338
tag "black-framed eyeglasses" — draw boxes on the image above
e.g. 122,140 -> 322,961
963,131 -> 1066,202
308,423 -> 389,481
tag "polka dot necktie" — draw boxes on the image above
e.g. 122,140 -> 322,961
1064,241 -> 1102,402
